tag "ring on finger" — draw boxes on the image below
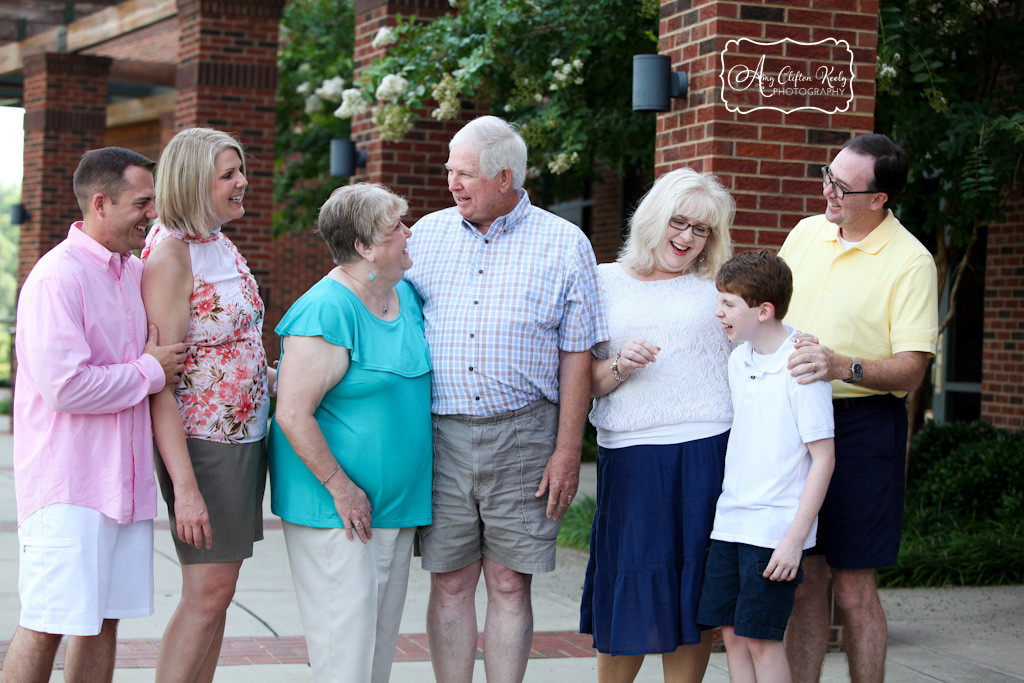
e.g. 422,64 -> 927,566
353,520 -> 363,527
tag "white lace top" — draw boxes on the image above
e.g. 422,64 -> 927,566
588,262 -> 733,448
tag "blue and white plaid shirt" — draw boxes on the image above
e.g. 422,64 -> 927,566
406,190 -> 608,416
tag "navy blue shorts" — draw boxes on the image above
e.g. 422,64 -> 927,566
696,540 -> 803,641
814,394 -> 908,569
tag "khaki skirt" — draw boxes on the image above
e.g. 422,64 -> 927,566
155,437 -> 267,564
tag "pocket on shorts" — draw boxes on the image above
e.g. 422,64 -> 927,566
19,536 -> 86,603
513,406 -> 560,541
751,553 -> 804,585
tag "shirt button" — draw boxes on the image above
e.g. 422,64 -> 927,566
475,396 -> 480,401
468,366 -> 474,371
473,300 -> 479,305
484,239 -> 489,244
469,333 -> 475,338
478,269 -> 483,274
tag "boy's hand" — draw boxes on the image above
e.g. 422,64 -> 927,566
763,538 -> 803,582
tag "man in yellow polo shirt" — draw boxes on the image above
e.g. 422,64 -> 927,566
778,133 -> 938,683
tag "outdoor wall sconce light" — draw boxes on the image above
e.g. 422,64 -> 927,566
632,54 -> 688,112
330,139 -> 367,177
10,203 -> 30,225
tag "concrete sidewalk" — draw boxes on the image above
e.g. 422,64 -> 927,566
1,416 -> 1022,681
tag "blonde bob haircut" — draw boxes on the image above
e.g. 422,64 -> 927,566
317,183 -> 409,265
618,167 -> 735,279
156,127 -> 245,238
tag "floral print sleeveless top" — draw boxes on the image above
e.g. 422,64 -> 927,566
143,225 -> 269,444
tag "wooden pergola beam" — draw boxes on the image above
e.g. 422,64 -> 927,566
0,0 -> 176,77
107,90 -> 175,127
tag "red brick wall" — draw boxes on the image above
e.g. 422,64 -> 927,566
19,53 -> 112,288
656,0 -> 877,251
591,167 -> 624,263
981,193 -> 1024,431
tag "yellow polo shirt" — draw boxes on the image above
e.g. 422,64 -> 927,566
779,211 -> 938,399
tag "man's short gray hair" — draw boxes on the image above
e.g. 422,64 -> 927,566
450,116 -> 528,189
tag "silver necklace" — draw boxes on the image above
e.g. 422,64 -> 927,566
338,267 -> 391,316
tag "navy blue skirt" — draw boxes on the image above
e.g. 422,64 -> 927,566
580,432 -> 728,655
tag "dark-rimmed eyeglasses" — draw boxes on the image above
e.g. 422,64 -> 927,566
820,165 -> 877,200
669,216 -> 712,238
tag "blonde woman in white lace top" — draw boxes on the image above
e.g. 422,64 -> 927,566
580,167 -> 736,683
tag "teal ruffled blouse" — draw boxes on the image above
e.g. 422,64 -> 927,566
268,277 -> 432,528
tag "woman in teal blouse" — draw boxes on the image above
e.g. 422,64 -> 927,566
269,183 -> 431,683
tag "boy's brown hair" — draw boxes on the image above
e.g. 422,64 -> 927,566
715,249 -> 793,320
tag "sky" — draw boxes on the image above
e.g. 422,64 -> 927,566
0,107 -> 24,189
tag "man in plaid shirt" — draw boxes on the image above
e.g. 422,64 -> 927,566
406,115 -> 607,682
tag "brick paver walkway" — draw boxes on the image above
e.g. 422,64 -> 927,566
0,631 -> 597,669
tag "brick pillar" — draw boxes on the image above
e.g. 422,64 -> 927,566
19,53 -> 112,288
981,193 -> 1024,430
352,0 -> 482,222
656,0 -> 880,649
656,0 -> 877,252
174,0 -> 325,356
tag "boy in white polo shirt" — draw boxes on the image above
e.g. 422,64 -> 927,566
697,249 -> 835,683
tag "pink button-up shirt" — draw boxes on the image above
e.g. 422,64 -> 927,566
14,223 -> 164,525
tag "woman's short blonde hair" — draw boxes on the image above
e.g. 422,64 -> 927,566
618,167 -> 736,279
317,183 -> 409,265
155,128 -> 246,238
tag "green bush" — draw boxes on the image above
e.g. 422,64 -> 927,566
878,420 -> 1024,587
557,495 -> 596,551
906,420 -> 1024,524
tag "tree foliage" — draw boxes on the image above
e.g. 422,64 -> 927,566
274,0 -> 355,236
351,0 -> 658,197
273,0 -> 659,233
876,0 -> 1024,321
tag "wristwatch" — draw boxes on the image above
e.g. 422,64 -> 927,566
843,358 -> 863,384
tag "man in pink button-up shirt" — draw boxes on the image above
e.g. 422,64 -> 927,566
5,147 -> 186,682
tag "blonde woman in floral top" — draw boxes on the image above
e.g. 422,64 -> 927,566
141,128 -> 271,682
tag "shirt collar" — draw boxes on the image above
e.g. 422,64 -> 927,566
461,189 -> 531,238
820,209 -> 899,255
738,324 -> 798,376
67,221 -> 130,276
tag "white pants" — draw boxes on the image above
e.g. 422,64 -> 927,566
282,523 -> 415,682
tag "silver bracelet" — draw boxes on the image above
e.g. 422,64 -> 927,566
611,353 -> 626,382
320,464 -> 342,486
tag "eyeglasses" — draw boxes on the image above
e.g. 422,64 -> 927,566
669,216 -> 712,238
820,165 -> 877,200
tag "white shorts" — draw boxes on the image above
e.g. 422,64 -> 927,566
17,504 -> 154,636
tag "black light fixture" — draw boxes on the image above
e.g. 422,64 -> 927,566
632,54 -> 689,112
330,139 -> 367,178
10,203 -> 30,225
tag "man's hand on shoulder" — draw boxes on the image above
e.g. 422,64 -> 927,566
788,334 -> 844,385
144,324 -> 186,388
536,446 -> 581,521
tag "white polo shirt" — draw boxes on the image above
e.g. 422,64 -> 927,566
710,328 -> 835,550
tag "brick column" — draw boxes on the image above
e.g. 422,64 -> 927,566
174,0 -> 328,356
981,193 -> 1024,431
19,53 -> 112,288
656,0 -> 881,649
352,0 -> 482,222
656,0 -> 877,251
